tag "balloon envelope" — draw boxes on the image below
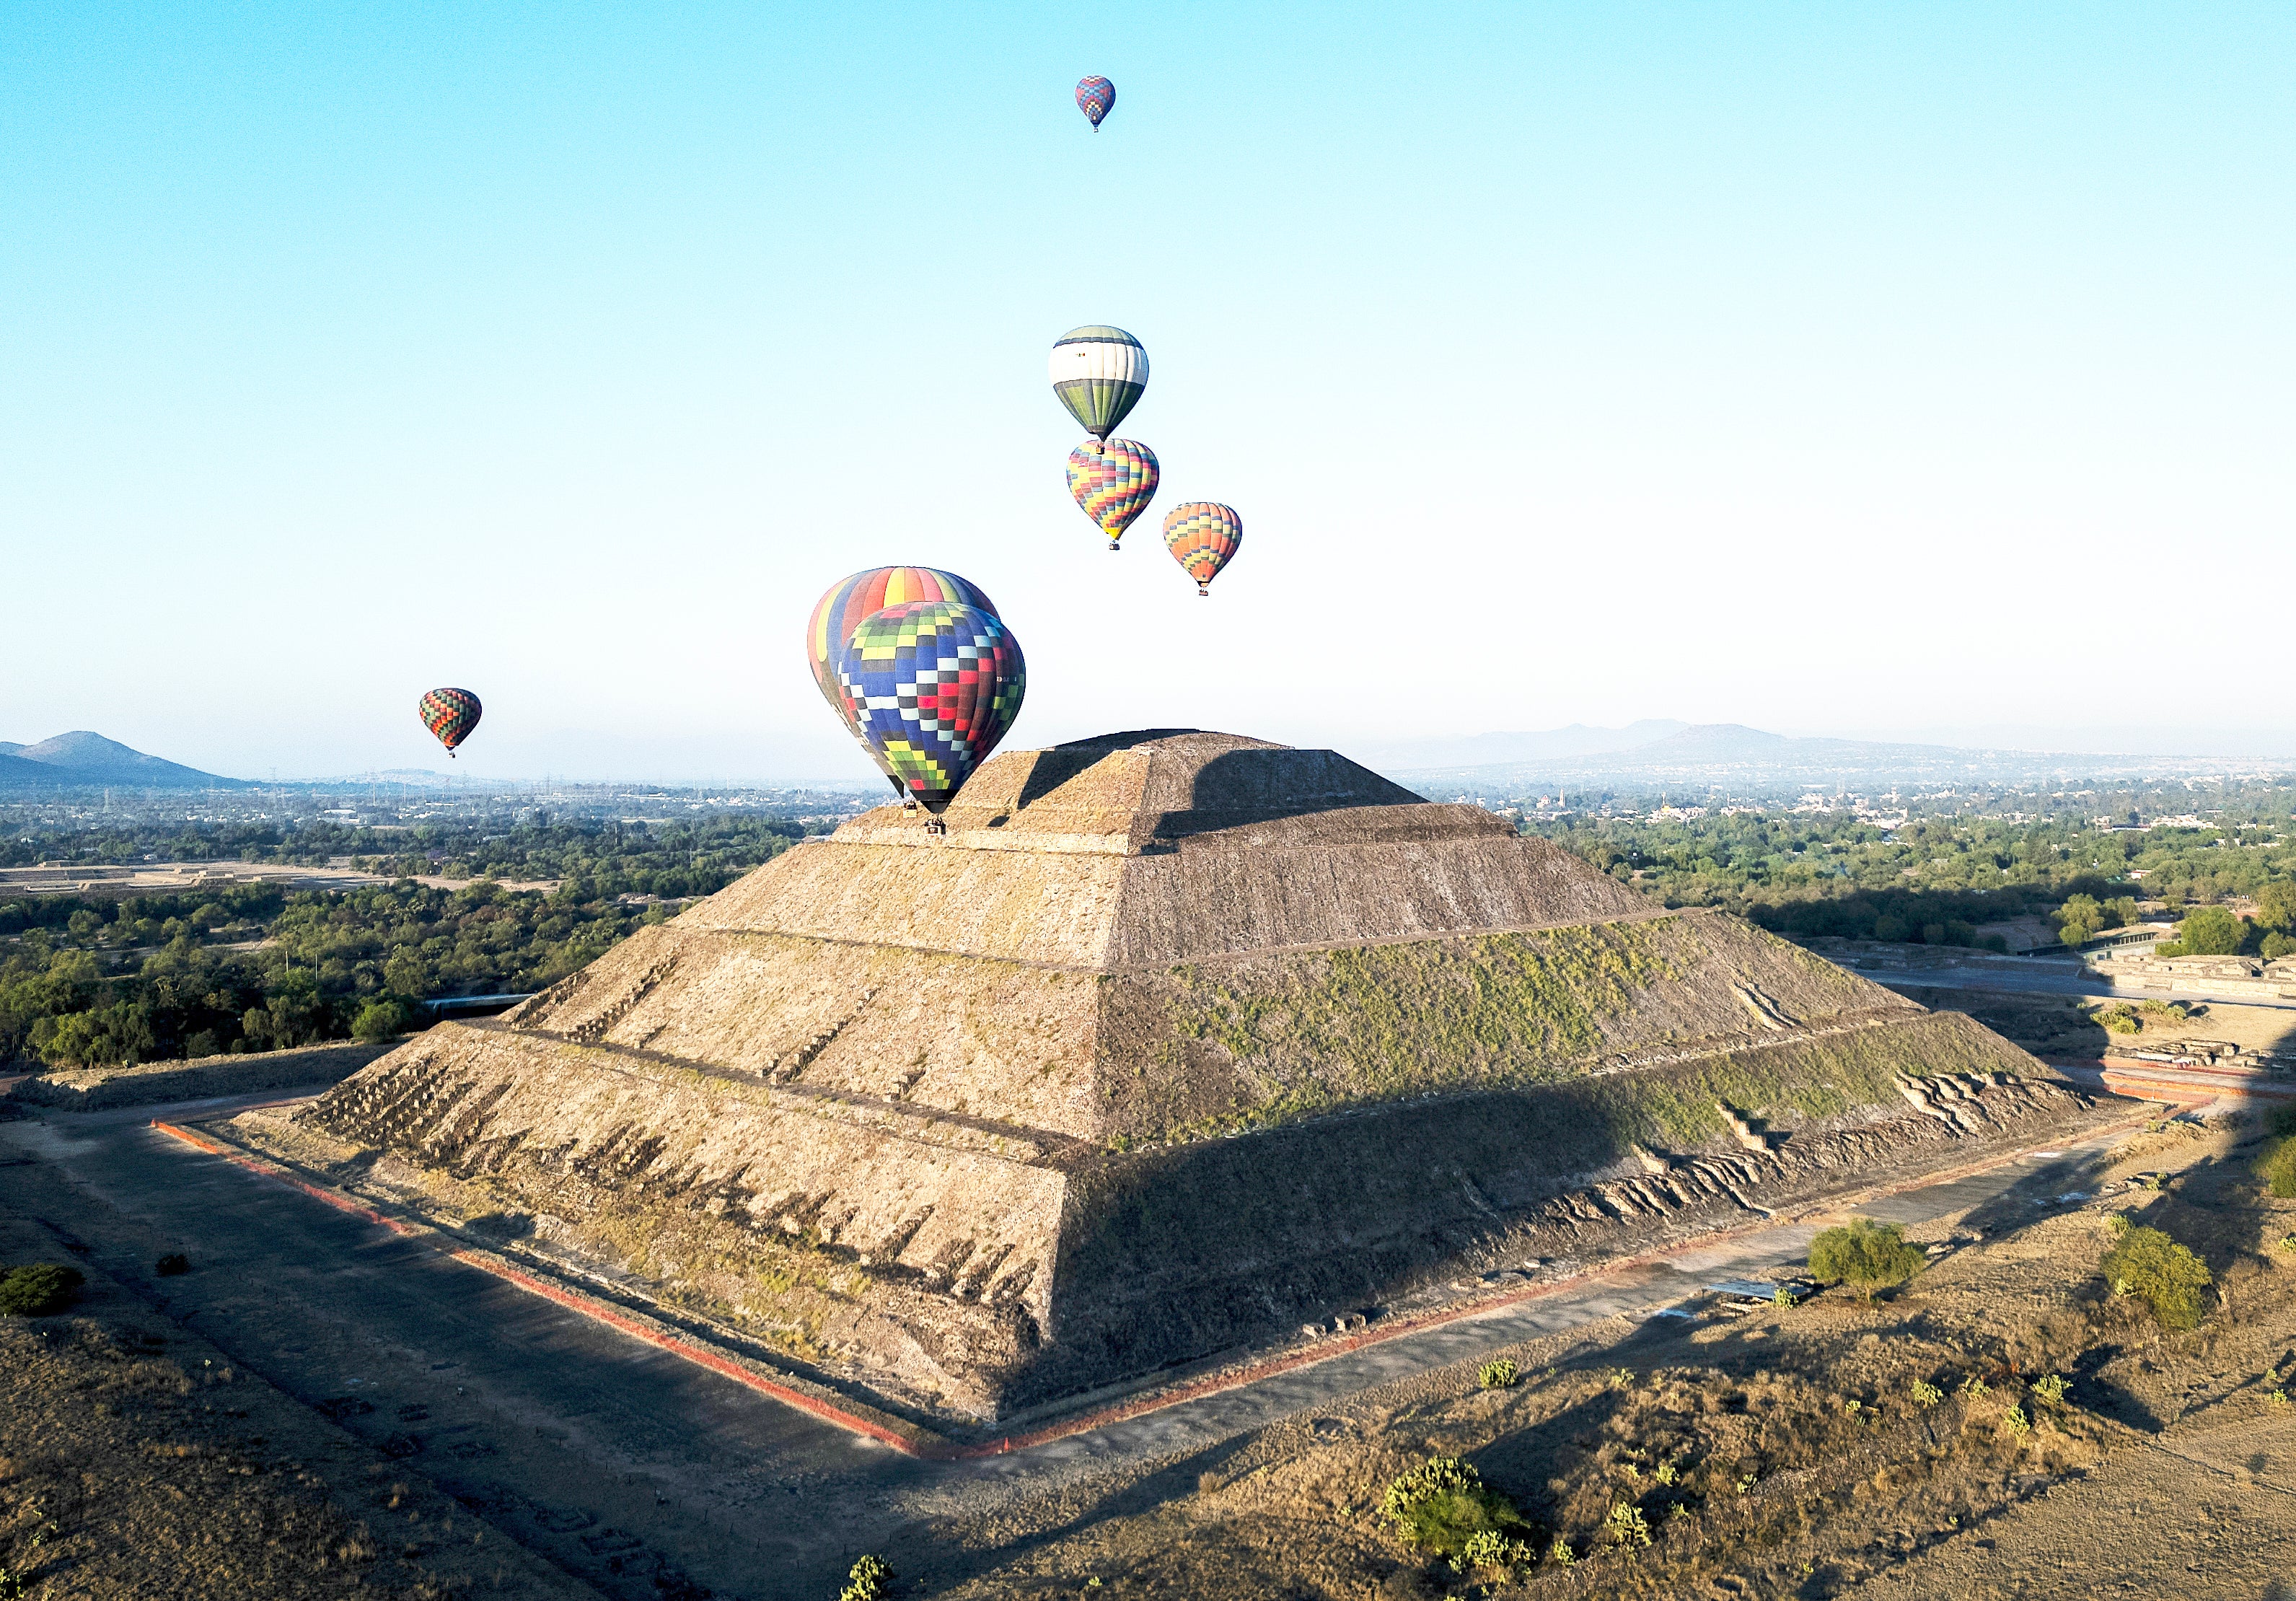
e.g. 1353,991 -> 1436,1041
1066,438 -> 1158,548
1076,76 -> 1114,128
418,688 -> 483,755
832,601 -> 1025,814
1048,326 -> 1147,441
806,568 -> 999,739
1161,502 -> 1242,595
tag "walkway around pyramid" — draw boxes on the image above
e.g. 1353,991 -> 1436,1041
258,732 -> 2100,1422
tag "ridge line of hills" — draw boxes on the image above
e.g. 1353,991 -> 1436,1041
0,732 -> 250,791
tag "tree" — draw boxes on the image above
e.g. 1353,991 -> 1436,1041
1808,1217 -> 1927,1302
2177,906 -> 2246,957
2255,882 -> 2296,936
2101,1224 -> 2210,1330
2057,893 -> 2103,946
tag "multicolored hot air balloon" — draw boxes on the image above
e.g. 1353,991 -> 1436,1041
418,688 -> 483,756
806,567 -> 999,740
1162,502 -> 1242,595
1075,76 -> 1114,129
1066,438 -> 1158,549
1049,325 -> 1148,442
832,601 -> 1025,814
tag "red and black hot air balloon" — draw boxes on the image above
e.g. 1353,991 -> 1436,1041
418,688 -> 482,757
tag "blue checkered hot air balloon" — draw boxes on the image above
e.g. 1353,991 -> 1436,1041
1076,76 -> 1114,129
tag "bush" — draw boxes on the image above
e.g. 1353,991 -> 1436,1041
154,1253 -> 189,1276
352,997 -> 423,1041
1382,1457 -> 1536,1558
0,1263 -> 85,1316
2095,1005 -> 2141,1035
2257,1139 -> 2296,1200
1808,1218 -> 1927,1302
2101,1225 -> 2212,1330
1605,1501 -> 1651,1548
837,1555 -> 892,1601
1478,1358 -> 1519,1389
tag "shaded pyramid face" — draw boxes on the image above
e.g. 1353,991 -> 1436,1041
289,731 -> 2089,1421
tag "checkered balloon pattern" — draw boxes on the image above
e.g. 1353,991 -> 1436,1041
1065,439 -> 1158,548
1161,502 -> 1242,595
832,601 -> 1025,812
1076,76 -> 1114,128
418,688 -> 482,755
806,567 -> 999,740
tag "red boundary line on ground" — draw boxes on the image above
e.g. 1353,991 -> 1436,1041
149,1105 -> 2170,1462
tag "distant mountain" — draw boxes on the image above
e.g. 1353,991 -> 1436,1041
0,731 -> 252,791
1352,720 -> 1689,770
1380,721 -> 2296,794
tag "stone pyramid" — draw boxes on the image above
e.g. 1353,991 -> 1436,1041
282,731 -> 2085,1420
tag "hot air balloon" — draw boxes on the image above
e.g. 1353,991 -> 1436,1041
1162,502 -> 1242,595
831,601 -> 1025,815
418,688 -> 483,756
806,567 -> 999,740
1049,326 -> 1147,442
1076,76 -> 1115,129
1066,438 -> 1158,549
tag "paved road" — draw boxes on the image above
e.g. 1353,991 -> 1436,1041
0,1089 -> 2157,1598
1857,961 -> 2296,1012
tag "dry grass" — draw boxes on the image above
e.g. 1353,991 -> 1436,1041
923,1112 -> 2296,1599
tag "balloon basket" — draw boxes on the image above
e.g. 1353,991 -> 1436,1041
1108,540 -> 1121,551
1197,584 -> 1210,596
923,818 -> 948,837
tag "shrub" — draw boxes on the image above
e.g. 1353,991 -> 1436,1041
2258,1142 -> 2296,1200
837,1555 -> 892,1601
352,997 -> 423,1041
2002,1404 -> 2031,1437
1808,1218 -> 1927,1302
1547,1535 -> 1576,1566
1772,1285 -> 1799,1309
154,1253 -> 189,1276
1382,1457 -> 1536,1558
1455,1528 -> 1534,1573
1478,1357 -> 1519,1389
2095,1005 -> 2141,1035
0,1263 -> 85,1316
1605,1502 -> 1651,1548
1911,1379 -> 1943,1407
2031,1373 -> 2070,1409
2101,1225 -> 2212,1330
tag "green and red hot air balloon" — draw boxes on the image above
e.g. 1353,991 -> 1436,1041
418,688 -> 482,756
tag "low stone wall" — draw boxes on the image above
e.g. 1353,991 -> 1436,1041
12,1040 -> 402,1110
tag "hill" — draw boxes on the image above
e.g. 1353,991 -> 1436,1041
0,732 -> 251,791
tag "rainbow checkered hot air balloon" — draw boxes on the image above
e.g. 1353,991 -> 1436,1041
1048,326 -> 1147,442
1162,502 -> 1242,595
417,688 -> 482,756
1075,76 -> 1114,129
832,601 -> 1025,814
806,567 -> 999,741
1066,438 -> 1158,549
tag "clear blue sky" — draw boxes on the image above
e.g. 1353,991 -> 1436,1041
4,4 -> 2290,781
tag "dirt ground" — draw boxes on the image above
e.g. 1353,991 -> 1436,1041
1923,989 -> 2296,1064
0,1172 -> 599,1600
918,1112 -> 2296,1600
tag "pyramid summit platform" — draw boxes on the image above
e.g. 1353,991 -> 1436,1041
255,730 -> 2098,1421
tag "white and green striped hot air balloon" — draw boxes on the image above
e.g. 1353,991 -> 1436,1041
1048,325 -> 1148,441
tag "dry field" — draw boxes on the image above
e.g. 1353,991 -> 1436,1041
0,1162 -> 598,1601
919,1113 -> 2296,1600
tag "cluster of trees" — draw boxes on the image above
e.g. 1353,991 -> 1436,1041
0,816 -> 810,1069
1529,807 -> 2295,951
2149,884 -> 2296,960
